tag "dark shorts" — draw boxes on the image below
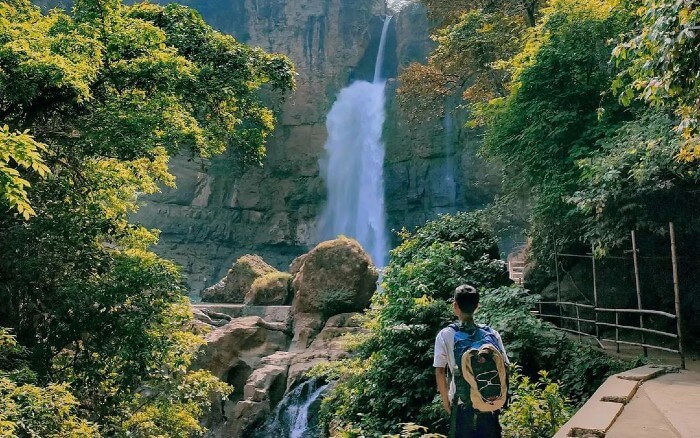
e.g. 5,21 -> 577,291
449,402 -> 502,438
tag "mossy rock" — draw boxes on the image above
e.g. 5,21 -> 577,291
244,271 -> 293,305
291,237 -> 378,317
201,254 -> 277,303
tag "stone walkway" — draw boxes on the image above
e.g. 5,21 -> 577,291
554,366 -> 700,437
607,370 -> 700,438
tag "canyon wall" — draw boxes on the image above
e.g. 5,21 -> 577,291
130,0 -> 501,296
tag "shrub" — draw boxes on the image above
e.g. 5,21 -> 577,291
385,423 -> 447,438
313,212 -> 509,435
0,329 -> 99,437
501,370 -> 571,438
314,212 -> 638,436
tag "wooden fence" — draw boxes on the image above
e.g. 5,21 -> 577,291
534,222 -> 685,369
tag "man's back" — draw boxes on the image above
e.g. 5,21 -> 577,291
434,323 -> 508,438
433,285 -> 509,438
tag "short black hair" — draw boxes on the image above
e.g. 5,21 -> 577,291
454,284 -> 479,314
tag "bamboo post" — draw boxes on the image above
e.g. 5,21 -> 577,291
576,305 -> 582,342
591,244 -> 600,341
631,231 -> 648,357
615,311 -> 620,353
669,223 -> 685,369
554,243 -> 563,327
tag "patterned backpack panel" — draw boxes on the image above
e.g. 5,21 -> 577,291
451,324 -> 508,413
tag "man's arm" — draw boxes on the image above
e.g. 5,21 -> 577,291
435,367 -> 451,414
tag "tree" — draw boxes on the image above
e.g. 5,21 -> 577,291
0,127 -> 49,219
613,0 -> 700,163
0,0 -> 294,434
397,0 -> 543,120
480,0 -> 631,263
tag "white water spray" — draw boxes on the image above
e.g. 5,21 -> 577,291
290,383 -> 328,438
317,16 -> 392,267
254,378 -> 330,438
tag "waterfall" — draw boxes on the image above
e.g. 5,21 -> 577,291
254,379 -> 330,438
441,112 -> 457,208
373,16 -> 391,83
317,16 -> 392,267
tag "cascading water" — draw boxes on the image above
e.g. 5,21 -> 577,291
317,16 -> 392,267
254,378 -> 330,438
440,112 -> 457,209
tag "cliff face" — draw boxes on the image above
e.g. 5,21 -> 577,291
384,86 -> 502,235
133,0 -> 386,295
132,0 -> 501,296
383,4 -> 501,236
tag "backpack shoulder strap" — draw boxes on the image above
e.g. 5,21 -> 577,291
477,325 -> 492,334
478,325 -> 507,355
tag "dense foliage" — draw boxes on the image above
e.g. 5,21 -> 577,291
0,0 -> 294,435
379,369 -> 571,438
311,213 -> 632,437
500,370 -> 570,438
0,328 -> 98,436
401,0 -> 699,272
398,0 -> 541,119
613,0 -> 700,163
570,111 -> 700,246
481,0 -> 631,259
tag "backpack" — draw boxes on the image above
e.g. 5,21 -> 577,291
450,323 -> 508,413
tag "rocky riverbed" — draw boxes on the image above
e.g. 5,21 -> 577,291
191,237 -> 377,437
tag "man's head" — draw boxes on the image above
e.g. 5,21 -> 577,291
452,284 -> 479,320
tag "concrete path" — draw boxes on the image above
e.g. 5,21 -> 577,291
607,370 -> 700,438
555,366 -> 700,437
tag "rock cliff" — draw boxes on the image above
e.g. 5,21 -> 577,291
131,0 -> 501,296
133,0 -> 386,295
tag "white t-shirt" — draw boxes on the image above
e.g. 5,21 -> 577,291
433,324 -> 509,401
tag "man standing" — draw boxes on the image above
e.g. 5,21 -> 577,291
434,285 -> 509,438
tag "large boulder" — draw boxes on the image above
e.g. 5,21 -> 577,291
201,255 -> 278,303
291,237 -> 378,317
244,272 -> 293,306
196,316 -> 290,379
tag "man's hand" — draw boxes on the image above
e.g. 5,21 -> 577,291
435,367 -> 451,415
442,398 -> 452,415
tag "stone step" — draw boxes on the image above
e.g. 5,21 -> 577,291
553,399 -> 624,438
638,371 -> 700,438
194,303 -> 292,323
606,390 -> 680,438
553,365 -> 669,437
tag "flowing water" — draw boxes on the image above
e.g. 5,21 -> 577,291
253,378 -> 330,438
317,16 -> 392,267
258,17 -> 393,437
441,112 -> 457,207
